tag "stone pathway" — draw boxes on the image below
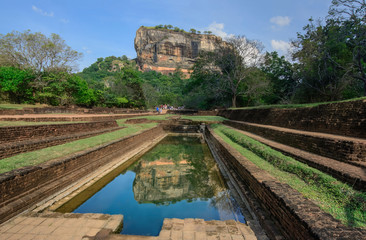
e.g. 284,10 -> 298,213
111,218 -> 258,240
157,218 -> 257,240
0,212 -> 123,240
0,214 -> 258,240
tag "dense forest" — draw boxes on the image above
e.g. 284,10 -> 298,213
0,0 -> 364,109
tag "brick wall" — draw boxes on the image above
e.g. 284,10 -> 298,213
0,113 -> 152,122
224,120 -> 366,163
218,99 -> 366,139
0,107 -> 150,115
205,127 -> 366,240
0,121 -> 118,144
0,126 -> 164,224
167,110 -> 218,116
0,127 -> 122,159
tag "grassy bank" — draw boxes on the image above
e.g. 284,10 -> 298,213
116,114 -> 173,125
211,124 -> 366,228
0,103 -> 49,109
180,115 -> 227,122
0,123 -> 157,174
0,121 -> 87,127
229,96 -> 366,110
116,114 -> 227,124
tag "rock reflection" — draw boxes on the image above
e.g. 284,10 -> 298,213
132,136 -> 225,204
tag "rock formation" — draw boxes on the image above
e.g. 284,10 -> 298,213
134,26 -> 229,77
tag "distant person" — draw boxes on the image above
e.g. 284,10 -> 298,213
156,106 -> 159,114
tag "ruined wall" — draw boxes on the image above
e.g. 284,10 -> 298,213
0,126 -> 164,224
0,107 -> 149,115
218,99 -> 366,139
0,121 -> 118,144
167,110 -> 218,116
224,120 -> 366,164
205,126 -> 366,240
0,113 -> 151,122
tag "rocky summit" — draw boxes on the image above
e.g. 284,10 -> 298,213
134,26 -> 229,77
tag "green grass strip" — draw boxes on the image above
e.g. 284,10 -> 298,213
211,124 -> 366,228
229,96 -> 366,110
180,115 -> 227,122
116,115 -> 173,126
0,103 -> 49,109
0,121 -> 87,127
0,123 -> 157,174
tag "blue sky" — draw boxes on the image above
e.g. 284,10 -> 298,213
0,0 -> 332,71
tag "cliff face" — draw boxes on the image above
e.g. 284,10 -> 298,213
134,27 -> 228,77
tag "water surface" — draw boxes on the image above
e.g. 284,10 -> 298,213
59,136 -> 245,236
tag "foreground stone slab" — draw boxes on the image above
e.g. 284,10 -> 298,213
0,215 -> 257,240
0,212 -> 123,240
106,218 -> 258,240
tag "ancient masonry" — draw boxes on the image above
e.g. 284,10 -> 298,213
0,100 -> 365,239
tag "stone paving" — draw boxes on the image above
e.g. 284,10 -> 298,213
0,212 -> 123,240
111,218 -> 258,240
157,218 -> 257,240
0,214 -> 259,240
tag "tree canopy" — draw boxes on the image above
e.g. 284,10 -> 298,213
0,30 -> 82,74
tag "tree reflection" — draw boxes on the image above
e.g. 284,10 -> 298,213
131,136 -> 226,204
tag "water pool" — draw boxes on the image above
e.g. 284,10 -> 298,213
57,135 -> 246,236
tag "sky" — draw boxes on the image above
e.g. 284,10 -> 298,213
0,0 -> 332,71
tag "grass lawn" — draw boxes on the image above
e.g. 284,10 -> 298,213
116,114 -> 227,124
0,121 -> 86,127
229,96 -> 366,110
180,115 -> 227,122
0,103 -> 49,109
116,114 -> 173,125
0,123 -> 157,174
211,124 -> 366,228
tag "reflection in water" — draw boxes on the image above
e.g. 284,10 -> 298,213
67,136 -> 245,236
133,136 -> 224,204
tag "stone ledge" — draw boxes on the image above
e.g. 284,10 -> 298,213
218,99 -> 366,139
0,126 -> 124,159
0,120 -> 119,144
224,120 -> 366,163
0,126 -> 164,224
223,125 -> 366,191
205,126 -> 366,240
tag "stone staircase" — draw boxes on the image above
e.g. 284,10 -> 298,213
223,119 -> 366,191
0,126 -> 123,159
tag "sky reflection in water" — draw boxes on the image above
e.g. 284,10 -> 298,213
72,136 -> 245,236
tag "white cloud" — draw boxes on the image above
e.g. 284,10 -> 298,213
271,40 -> 292,53
270,16 -> 290,27
32,5 -> 54,17
82,47 -> 92,54
205,22 -> 234,39
60,18 -> 70,24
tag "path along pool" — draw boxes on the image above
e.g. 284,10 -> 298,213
57,135 -> 246,236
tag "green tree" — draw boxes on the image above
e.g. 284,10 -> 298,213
0,66 -> 34,103
190,29 -> 197,34
292,18 -> 359,102
0,30 -> 82,74
195,35 -> 268,107
328,0 -> 366,95
261,51 -> 297,103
